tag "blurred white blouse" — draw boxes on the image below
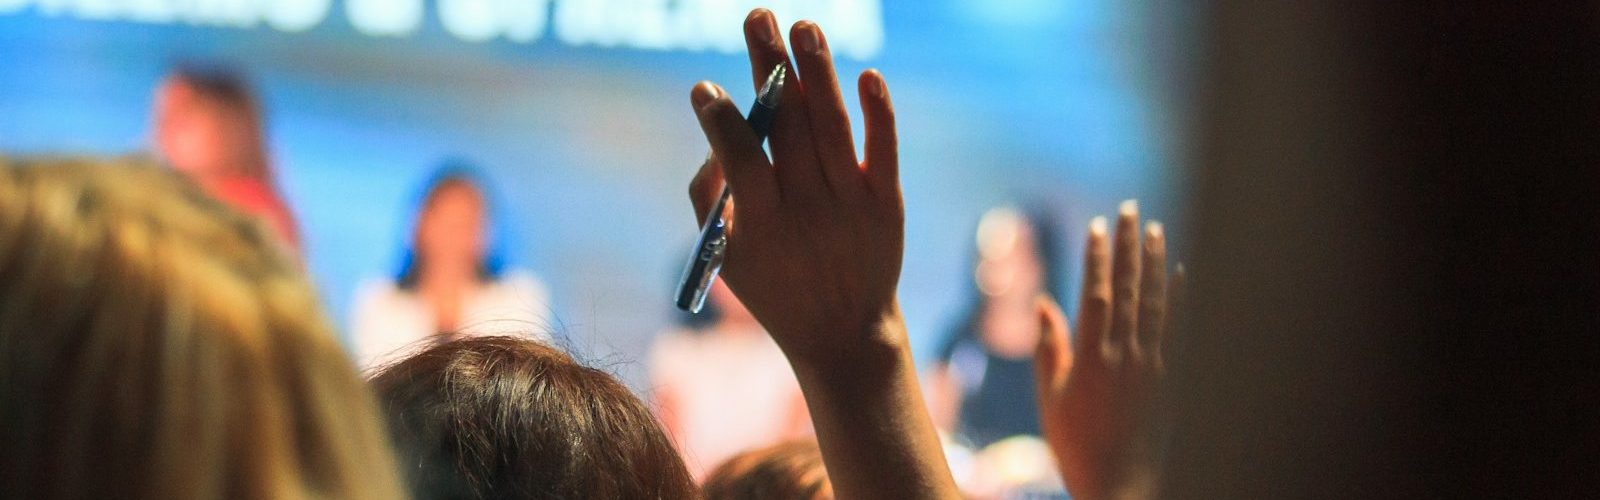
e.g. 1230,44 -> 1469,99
349,269 -> 550,370
648,326 -> 810,479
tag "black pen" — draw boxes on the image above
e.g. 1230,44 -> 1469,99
675,64 -> 786,312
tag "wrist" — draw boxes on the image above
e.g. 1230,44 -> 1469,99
1108,466 -> 1160,500
1067,456 -> 1161,500
779,304 -> 911,374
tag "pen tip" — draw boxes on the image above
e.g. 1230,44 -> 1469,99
758,65 -> 786,107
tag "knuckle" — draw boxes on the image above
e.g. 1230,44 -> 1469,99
1099,342 -> 1123,367
1083,290 -> 1112,310
1124,342 -> 1145,363
688,177 -> 704,198
1140,301 -> 1167,319
1114,284 -> 1139,303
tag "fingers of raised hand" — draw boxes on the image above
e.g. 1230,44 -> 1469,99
1076,216 -> 1113,362
1137,222 -> 1169,367
1109,200 -> 1143,356
743,10 -> 794,103
691,82 -> 778,212
1034,295 -> 1073,394
1163,263 -> 1186,368
790,21 -> 863,198
1079,202 -> 1177,371
742,10 -> 824,201
858,70 -> 899,199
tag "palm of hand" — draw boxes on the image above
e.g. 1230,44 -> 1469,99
1034,204 -> 1178,500
1045,338 -> 1162,499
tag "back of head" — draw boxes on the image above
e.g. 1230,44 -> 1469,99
0,157 -> 403,499
369,336 -> 696,499
703,441 -> 833,500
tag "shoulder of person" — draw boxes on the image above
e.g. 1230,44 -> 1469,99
491,268 -> 548,296
650,328 -> 701,354
496,268 -> 543,286
351,278 -> 410,308
647,328 -> 703,373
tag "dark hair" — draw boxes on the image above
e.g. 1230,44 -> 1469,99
1004,203 -> 1066,300
395,161 -> 507,289
940,203 -> 1068,358
702,441 -> 833,500
170,63 -> 257,110
369,336 -> 696,499
165,63 -> 273,179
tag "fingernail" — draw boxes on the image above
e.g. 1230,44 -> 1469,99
866,70 -> 886,98
1146,221 -> 1164,238
793,22 -> 821,54
1089,216 -> 1108,235
1119,199 -> 1138,216
691,82 -> 720,111
750,11 -> 777,45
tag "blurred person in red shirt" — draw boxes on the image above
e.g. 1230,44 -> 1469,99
152,64 -> 301,253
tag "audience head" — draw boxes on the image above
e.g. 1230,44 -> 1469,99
369,335 -> 696,499
397,162 -> 504,289
0,157 -> 403,499
153,64 -> 269,179
702,440 -> 833,500
964,205 -> 1066,357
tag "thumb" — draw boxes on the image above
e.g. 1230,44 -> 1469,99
688,153 -> 725,226
1034,294 -> 1073,393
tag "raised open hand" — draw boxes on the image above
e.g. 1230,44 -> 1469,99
687,9 -> 902,363
684,10 -> 958,499
1033,201 -> 1183,500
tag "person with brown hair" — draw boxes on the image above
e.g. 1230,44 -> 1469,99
926,206 -> 1067,447
151,65 -> 301,251
368,336 -> 696,499
350,163 -> 551,370
702,441 -> 833,500
369,9 -> 961,498
0,157 -> 404,499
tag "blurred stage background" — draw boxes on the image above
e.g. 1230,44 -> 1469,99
0,0 -> 1188,388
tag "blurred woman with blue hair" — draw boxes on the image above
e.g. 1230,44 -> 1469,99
350,162 -> 550,370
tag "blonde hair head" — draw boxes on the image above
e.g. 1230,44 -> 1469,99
0,156 -> 404,499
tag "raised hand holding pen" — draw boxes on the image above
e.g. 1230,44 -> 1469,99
685,9 -> 958,500
676,64 -> 784,313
